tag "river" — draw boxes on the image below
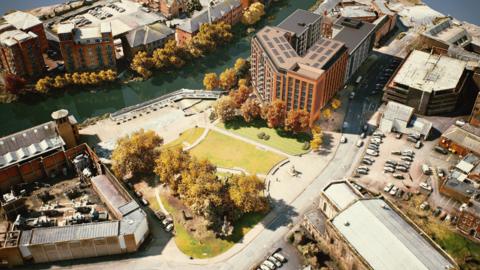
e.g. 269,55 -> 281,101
422,0 -> 480,25
0,0 -> 316,136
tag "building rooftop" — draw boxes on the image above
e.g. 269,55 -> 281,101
341,6 -> 376,20
0,122 -> 64,170
372,0 -> 394,16
125,23 -> 174,48
323,181 -> 360,211
0,29 -> 37,47
3,11 -> 42,30
382,101 -> 413,122
424,18 -> 471,47
255,26 -> 345,79
442,123 -> 480,153
177,0 -> 240,34
91,174 -> 128,210
379,102 -> 432,137
332,17 -> 376,54
277,9 -> 322,37
392,50 -> 467,93
332,198 -> 455,270
304,209 -> 326,234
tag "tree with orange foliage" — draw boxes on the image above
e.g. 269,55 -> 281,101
285,110 -> 310,133
264,100 -> 286,128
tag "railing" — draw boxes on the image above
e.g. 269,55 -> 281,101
110,89 -> 225,121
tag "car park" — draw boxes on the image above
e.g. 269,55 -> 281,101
389,186 -> 398,196
273,253 -> 286,263
384,183 -> 394,192
393,173 -> 404,179
356,140 -> 364,147
268,256 -> 282,267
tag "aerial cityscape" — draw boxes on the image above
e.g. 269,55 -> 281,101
0,0 -> 479,269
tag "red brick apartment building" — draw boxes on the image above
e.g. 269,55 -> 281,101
58,22 -> 116,73
0,30 -> 46,80
175,0 -> 242,46
3,11 -> 48,53
251,10 -> 348,123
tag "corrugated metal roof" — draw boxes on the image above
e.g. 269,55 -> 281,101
29,221 -> 119,245
118,201 -> 140,216
91,175 -> 129,209
332,199 -> 455,270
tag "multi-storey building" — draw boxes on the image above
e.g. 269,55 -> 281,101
175,0 -> 242,46
0,30 -> 45,79
250,12 -> 348,123
277,9 -> 323,56
58,23 -> 116,73
3,11 -> 48,53
122,23 -> 174,59
383,50 -> 469,115
470,91 -> 480,127
331,17 -> 375,82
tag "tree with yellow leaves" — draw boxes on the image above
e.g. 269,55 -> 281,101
310,125 -> 323,151
219,68 -> 237,90
242,2 -> 265,25
214,95 -> 237,122
322,108 -> 332,119
331,98 -> 342,110
203,73 -> 219,90
35,77 -> 53,93
111,129 -> 163,179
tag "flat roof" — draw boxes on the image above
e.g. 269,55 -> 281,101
178,0 -> 240,33
323,182 -> 360,210
255,26 -> 345,79
277,9 -> 322,37
332,17 -> 376,54
91,174 -> 129,209
442,124 -> 480,153
383,101 -> 413,122
0,29 -> 36,46
0,122 -> 64,169
332,199 -> 455,270
341,6 -> 376,19
393,50 -> 467,93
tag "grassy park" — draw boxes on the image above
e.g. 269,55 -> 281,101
189,130 -> 285,174
217,117 -> 311,156
160,193 -> 265,258
163,127 -> 205,149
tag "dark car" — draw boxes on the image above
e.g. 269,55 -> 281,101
434,146 -> 448,155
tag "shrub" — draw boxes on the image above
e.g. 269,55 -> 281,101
263,135 -> 270,140
257,132 -> 265,139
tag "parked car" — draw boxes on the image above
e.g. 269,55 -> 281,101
438,169 -> 446,177
362,159 -> 373,165
401,156 -> 413,162
135,191 -> 143,198
395,133 -> 402,139
273,253 -> 287,263
391,150 -> 401,155
402,149 -> 415,156
422,164 -> 432,175
396,189 -> 404,198
393,173 -> 404,179
409,132 -> 421,140
349,92 -> 355,100
358,166 -> 370,171
433,207 -> 442,217
389,186 -> 398,195
366,149 -> 379,156
140,198 -> 149,206
356,140 -> 364,147
455,119 -> 466,126
419,182 -> 432,192
415,141 -> 423,149
396,166 -> 408,172
434,146 -> 448,155
360,132 -> 366,139
356,168 -> 368,175
268,256 -> 282,267
371,138 -> 382,144
260,265 -> 270,270
154,211 -> 166,221
385,160 -> 397,166
263,260 -> 276,270
340,136 -> 347,143
384,183 -> 394,192
368,145 -> 379,151
362,124 -> 368,131
162,217 -> 173,226
165,223 -> 174,232
364,156 -> 374,162
420,201 -> 430,210
384,167 -> 395,173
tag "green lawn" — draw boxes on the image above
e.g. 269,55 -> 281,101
160,193 -> 265,258
217,117 -> 311,156
163,127 -> 205,149
433,225 -> 480,269
189,130 -> 286,174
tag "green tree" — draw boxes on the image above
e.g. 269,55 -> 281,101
111,129 -> 163,179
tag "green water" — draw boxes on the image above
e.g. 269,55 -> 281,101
0,0 -> 316,136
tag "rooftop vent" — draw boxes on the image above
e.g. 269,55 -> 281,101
341,18 -> 363,29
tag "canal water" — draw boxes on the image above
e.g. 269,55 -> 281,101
422,0 -> 480,25
0,0 -> 317,136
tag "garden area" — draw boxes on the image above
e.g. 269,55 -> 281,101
163,127 -> 205,149
189,130 -> 285,174
217,117 -> 311,156
160,192 -> 265,258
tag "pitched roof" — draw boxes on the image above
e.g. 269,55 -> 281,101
332,199 -> 455,270
125,23 -> 173,48
442,124 -> 480,153
0,121 -> 64,169
4,11 -> 42,30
